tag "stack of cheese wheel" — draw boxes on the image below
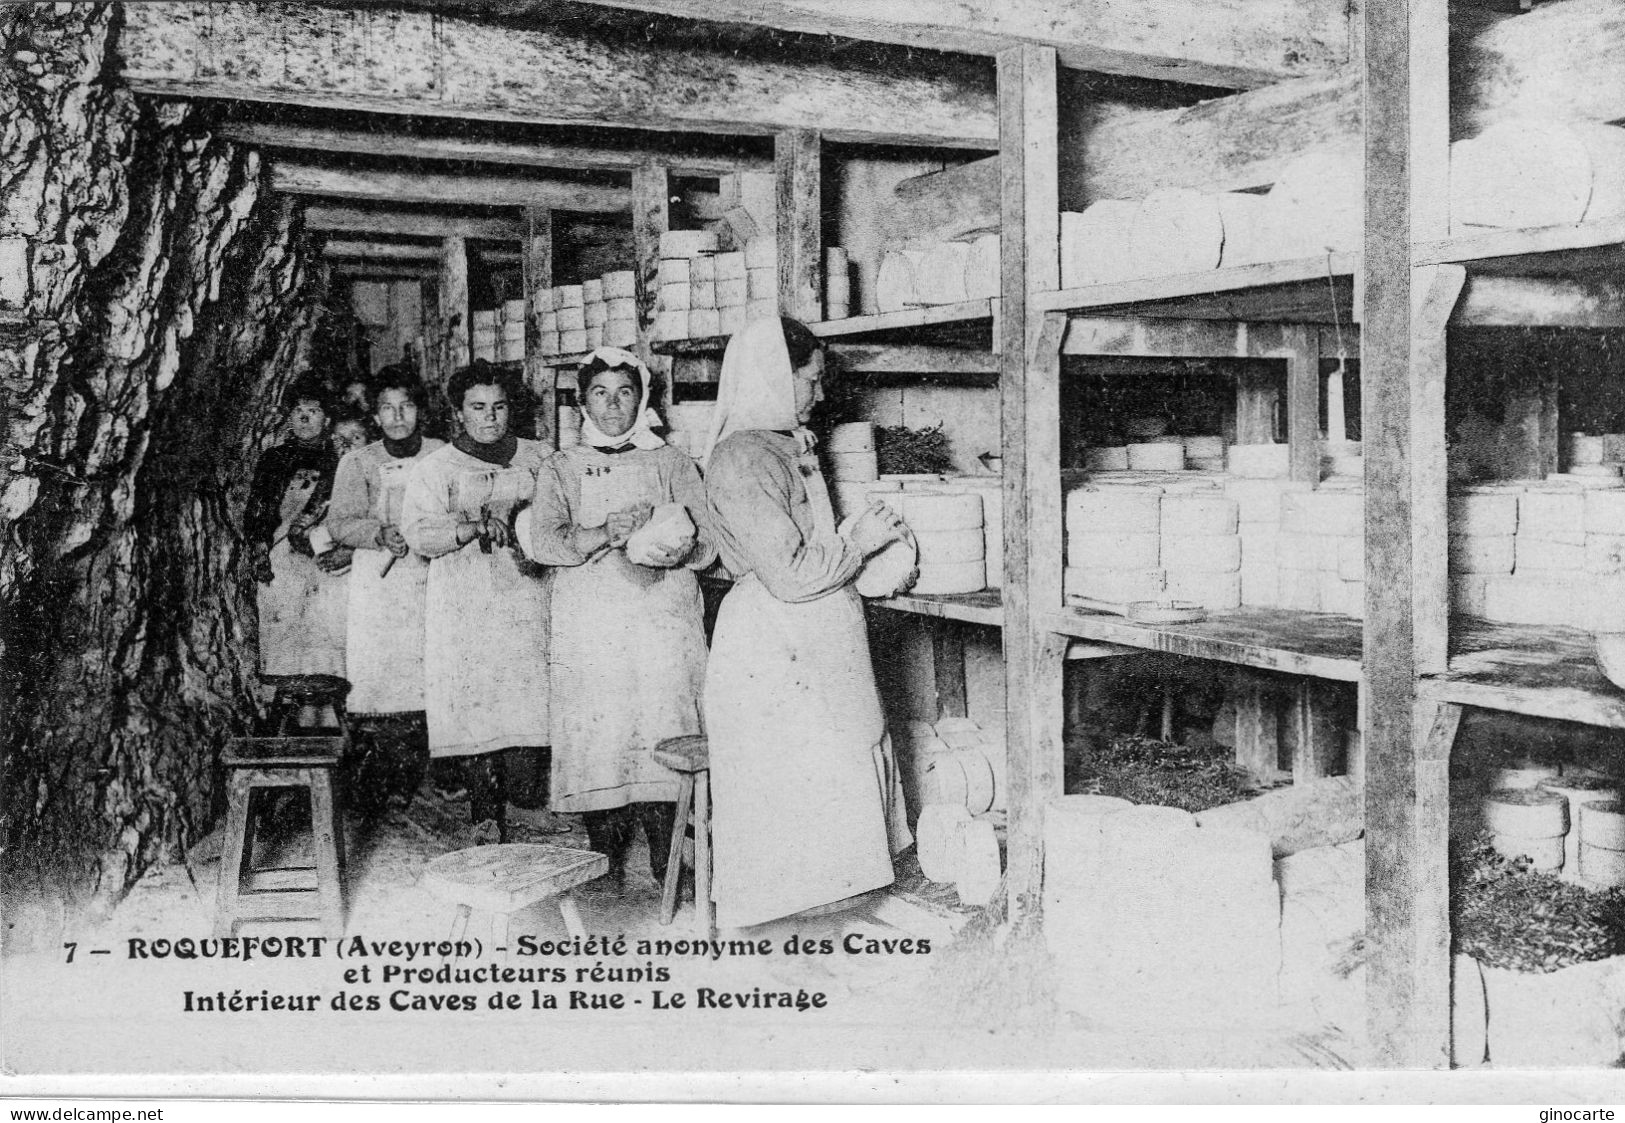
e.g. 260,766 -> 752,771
1538,774 -> 1621,884
1064,486 -> 1164,604
556,406 -> 583,450
601,270 -> 638,348
1449,484 -> 1521,618
902,491 -> 985,594
471,309 -> 499,363
655,230 -> 719,341
582,278 -> 606,350
891,718 -> 949,817
1160,493 -> 1242,610
1277,486 -> 1365,615
1059,201 -> 1138,288
744,237 -> 778,323
1483,787 -> 1568,871
827,421 -> 878,491
555,285 -> 587,354
1083,446 -> 1130,471
1450,118 -> 1625,232
1126,440 -> 1185,471
534,290 -> 560,356
1183,435 -> 1226,473
1262,145 -> 1363,259
687,252 -> 720,339
955,475 -> 1003,589
875,248 -> 927,313
714,250 -> 748,335
499,299 -> 527,363
1227,443 -> 1291,479
1579,798 -> 1625,888
823,246 -> 850,320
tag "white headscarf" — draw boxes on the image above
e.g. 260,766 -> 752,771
578,347 -> 666,451
699,317 -> 814,469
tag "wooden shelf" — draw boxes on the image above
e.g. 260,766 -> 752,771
1420,618 -> 1625,728
1047,602 -> 1364,682
650,334 -> 731,357
1034,254 -> 1358,324
872,589 -> 1003,627
1413,216 -> 1625,278
806,298 -> 996,342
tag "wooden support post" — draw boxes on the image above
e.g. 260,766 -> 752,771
932,620 -> 968,721
1285,325 -> 1321,484
1364,0 -> 1455,1069
1289,678 -> 1341,783
522,208 -> 555,446
437,236 -> 469,381
632,163 -> 673,413
998,44 -> 1061,918
1415,698 -> 1463,1066
1412,264 -> 1466,673
775,130 -> 822,323
1235,367 -> 1279,445
1231,670 -> 1281,778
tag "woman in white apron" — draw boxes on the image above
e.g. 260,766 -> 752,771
401,362 -> 551,843
328,367 -> 444,809
701,318 -> 912,930
245,378 -> 347,681
521,348 -> 715,887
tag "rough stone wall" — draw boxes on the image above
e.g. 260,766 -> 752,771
1,4 -> 329,922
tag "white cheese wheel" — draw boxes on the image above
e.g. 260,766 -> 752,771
714,250 -> 746,281
1522,491 -> 1586,540
1452,573 -> 1490,617
537,331 -> 561,356
1160,533 -> 1242,573
744,237 -> 777,268
689,255 -> 717,283
1129,188 -> 1225,277
1063,566 -> 1166,604
915,803 -> 971,882
1067,532 -> 1159,569
1127,442 -> 1185,471
1582,843 -> 1625,886
1449,535 -> 1515,574
657,258 -> 690,287
1565,433 -> 1607,466
602,297 -> 636,322
686,308 -> 720,337
658,283 -> 691,312
1281,491 -> 1363,537
876,249 -> 927,313
1571,464 -> 1623,479
1276,568 -> 1322,611
915,242 -> 972,305
1084,446 -> 1130,471
1227,443 -> 1291,479
1587,535 -> 1625,575
502,298 -> 528,324
582,279 -> 603,304
1160,495 -> 1239,536
1060,200 -> 1139,287
955,819 -> 1002,907
825,272 -> 851,306
1215,190 -> 1278,267
1482,577 -> 1575,626
1450,119 -> 1625,229
584,300 -> 608,327
1239,528 -> 1278,567
1492,833 -> 1566,871
747,267 -> 777,300
602,270 -> 635,299
1165,568 -> 1242,610
1515,535 -> 1585,572
583,325 -> 604,350
1586,490 -> 1625,535
911,559 -> 986,595
1182,435 -> 1225,460
1482,788 -> 1568,839
659,229 -> 717,257
901,492 -> 982,532
1335,535 -> 1364,581
1319,573 -> 1363,617
1274,534 -> 1327,571
531,288 -> 557,312
829,450 -> 878,482
557,305 -> 587,332
1240,566 -> 1278,606
654,310 -> 688,341
539,309 -> 560,332
1546,472 -> 1623,490
1224,478 -> 1309,524
715,278 -> 748,308
689,281 -> 717,310
556,284 -> 585,308
718,306 -> 747,335
1450,492 -> 1519,537
559,329 -> 588,353
824,301 -> 851,321
827,421 -> 875,453
915,528 -> 985,565
1579,800 -> 1625,850
472,310 -> 498,334
604,319 -> 638,347
963,233 -> 1000,300
1066,488 -> 1159,534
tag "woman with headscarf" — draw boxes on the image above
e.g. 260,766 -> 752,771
701,317 -> 912,930
401,361 -> 552,844
521,347 -> 716,888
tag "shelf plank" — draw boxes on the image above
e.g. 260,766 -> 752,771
650,334 -> 731,357
1035,255 -> 1358,324
1413,217 -> 1625,278
806,298 -> 995,340
871,589 -> 1003,627
1419,618 -> 1625,729
1048,603 -> 1364,682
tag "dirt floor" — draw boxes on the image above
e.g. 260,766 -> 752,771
0,777 -> 1370,1079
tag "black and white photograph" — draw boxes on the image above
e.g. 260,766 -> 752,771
3,0 -> 1625,1106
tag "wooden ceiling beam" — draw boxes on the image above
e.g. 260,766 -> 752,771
219,121 -> 770,176
559,0 -> 1350,89
303,206 -> 528,241
273,163 -> 630,212
119,3 -> 996,148
321,240 -> 441,260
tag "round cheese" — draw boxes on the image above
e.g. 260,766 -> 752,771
911,559 -> 986,595
901,492 -> 983,532
1127,443 -> 1185,471
1160,533 -> 1242,573
829,450 -> 878,483
1066,531 -> 1158,569
915,527 -> 985,565
659,229 -> 718,257
1066,489 -> 1159,534
827,421 -> 875,453
1160,495 -> 1239,536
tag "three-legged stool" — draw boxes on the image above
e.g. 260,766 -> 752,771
215,735 -> 348,938
655,734 -> 712,939
422,844 -> 608,950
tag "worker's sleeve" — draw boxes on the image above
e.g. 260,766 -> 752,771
526,457 -> 587,567
400,458 -> 463,559
327,449 -> 383,549
706,440 -> 861,603
668,452 -> 718,571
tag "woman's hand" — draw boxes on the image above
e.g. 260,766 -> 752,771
380,525 -> 410,558
317,546 -> 354,573
604,503 -> 653,547
481,513 -> 512,550
847,502 -> 904,557
573,524 -> 613,557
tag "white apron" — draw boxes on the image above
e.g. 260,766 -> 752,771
549,457 -> 702,813
258,468 -> 347,679
423,461 -> 551,758
705,461 -> 910,929
346,458 -> 430,714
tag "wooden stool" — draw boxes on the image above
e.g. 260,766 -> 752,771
655,734 -> 712,938
422,844 -> 608,949
266,674 -> 351,737
215,735 -> 347,938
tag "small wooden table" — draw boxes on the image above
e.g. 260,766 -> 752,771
421,844 -> 608,947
